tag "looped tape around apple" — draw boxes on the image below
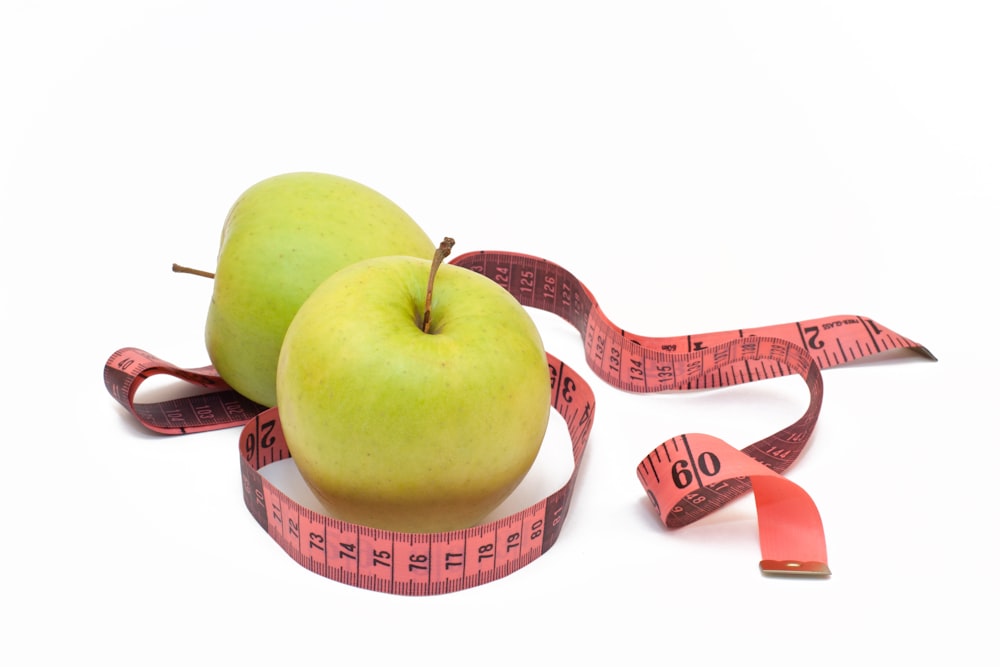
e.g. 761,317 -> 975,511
103,249 -> 935,593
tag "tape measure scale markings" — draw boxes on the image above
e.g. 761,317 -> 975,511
103,249 -> 935,593
239,353 -> 592,595
103,347 -> 265,435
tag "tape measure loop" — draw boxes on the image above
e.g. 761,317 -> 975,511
104,347 -> 266,435
237,354 -> 595,595
105,249 -> 934,592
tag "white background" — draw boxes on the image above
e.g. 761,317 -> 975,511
2,1 -> 995,664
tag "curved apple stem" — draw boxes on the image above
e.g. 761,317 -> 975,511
172,263 -> 216,279
422,237 -> 455,333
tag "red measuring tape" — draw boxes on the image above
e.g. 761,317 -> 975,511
103,250 -> 935,593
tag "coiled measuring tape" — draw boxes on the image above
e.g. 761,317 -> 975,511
103,250 -> 935,594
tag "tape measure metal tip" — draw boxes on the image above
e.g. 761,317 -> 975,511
759,560 -> 832,577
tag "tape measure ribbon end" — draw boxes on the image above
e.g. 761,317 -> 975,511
759,560 -> 831,577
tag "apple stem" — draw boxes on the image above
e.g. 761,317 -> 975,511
422,237 -> 455,333
172,263 -> 216,279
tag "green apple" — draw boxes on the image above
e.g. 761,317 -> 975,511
275,241 -> 552,532
205,172 -> 436,407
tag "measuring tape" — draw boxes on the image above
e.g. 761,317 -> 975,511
103,249 -> 935,594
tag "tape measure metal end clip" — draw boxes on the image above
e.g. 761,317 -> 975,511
759,560 -> 832,577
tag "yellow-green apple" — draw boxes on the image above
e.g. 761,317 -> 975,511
204,172 -> 435,407
275,240 -> 551,532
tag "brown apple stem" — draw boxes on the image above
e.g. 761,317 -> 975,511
172,263 -> 216,279
422,237 -> 455,333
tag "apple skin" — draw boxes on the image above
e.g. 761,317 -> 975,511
205,172 -> 435,407
275,255 -> 552,533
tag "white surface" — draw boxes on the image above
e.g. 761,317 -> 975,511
2,2 -> 994,664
